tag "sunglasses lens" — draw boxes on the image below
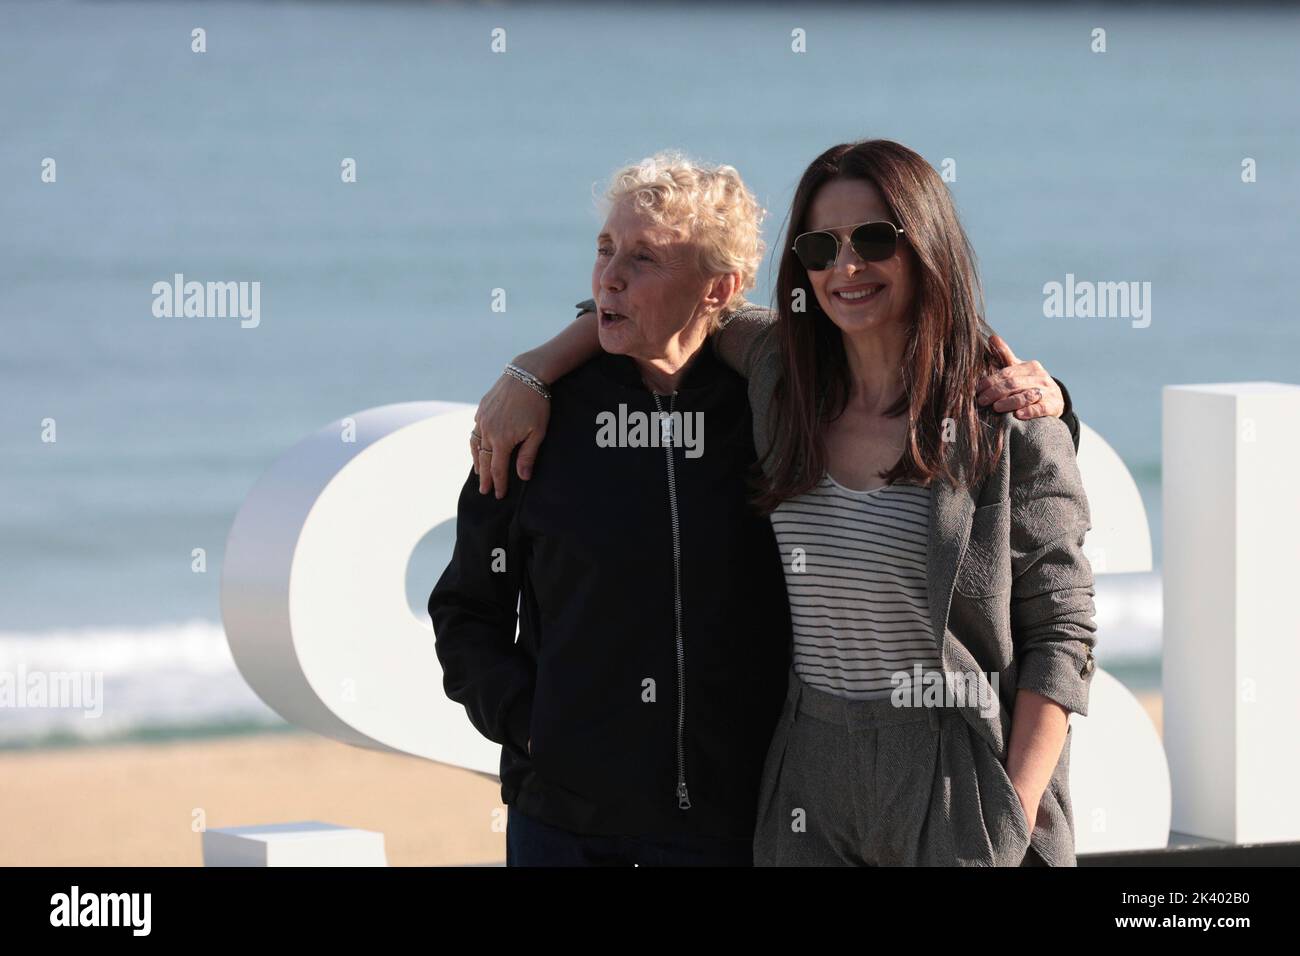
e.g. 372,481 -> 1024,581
793,232 -> 837,271
851,222 -> 898,262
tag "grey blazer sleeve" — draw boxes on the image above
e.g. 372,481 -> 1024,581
712,301 -> 778,379
1006,415 -> 1098,716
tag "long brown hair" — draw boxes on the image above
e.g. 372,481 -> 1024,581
753,139 -> 1006,514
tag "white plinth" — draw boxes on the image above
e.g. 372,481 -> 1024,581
1163,382 -> 1300,844
203,821 -> 388,866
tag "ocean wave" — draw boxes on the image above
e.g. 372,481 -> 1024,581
0,619 -> 286,749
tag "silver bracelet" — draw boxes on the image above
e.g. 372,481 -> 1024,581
504,362 -> 551,400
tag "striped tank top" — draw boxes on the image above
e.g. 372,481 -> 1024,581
769,473 -> 942,700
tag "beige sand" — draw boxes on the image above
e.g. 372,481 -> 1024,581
0,693 -> 1162,867
0,730 -> 507,867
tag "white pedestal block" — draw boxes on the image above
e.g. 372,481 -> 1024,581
1163,383 -> 1300,844
203,821 -> 388,866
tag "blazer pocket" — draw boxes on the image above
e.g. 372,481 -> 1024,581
955,500 -> 1012,598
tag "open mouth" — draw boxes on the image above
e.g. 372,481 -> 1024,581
833,284 -> 885,303
599,309 -> 629,325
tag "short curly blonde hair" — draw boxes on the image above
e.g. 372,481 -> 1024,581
600,150 -> 766,314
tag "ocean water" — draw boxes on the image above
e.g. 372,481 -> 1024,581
1,2 -> 1295,747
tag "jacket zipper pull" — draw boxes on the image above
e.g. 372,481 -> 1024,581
677,779 -> 692,810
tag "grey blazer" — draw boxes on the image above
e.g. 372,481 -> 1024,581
715,304 -> 1099,867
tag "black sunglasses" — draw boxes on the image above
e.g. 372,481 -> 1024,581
791,220 -> 905,271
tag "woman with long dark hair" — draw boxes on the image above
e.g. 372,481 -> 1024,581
718,140 -> 1095,866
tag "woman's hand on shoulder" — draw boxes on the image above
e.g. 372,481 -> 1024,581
976,334 -> 1064,419
471,370 -> 551,498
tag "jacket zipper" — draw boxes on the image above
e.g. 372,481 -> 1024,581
651,389 -> 691,810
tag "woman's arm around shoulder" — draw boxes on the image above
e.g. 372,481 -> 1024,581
711,300 -> 779,380
473,309 -> 602,498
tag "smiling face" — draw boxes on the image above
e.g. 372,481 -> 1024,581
802,177 -> 915,336
591,198 -> 721,364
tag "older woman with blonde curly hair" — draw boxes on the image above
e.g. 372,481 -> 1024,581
430,152 -> 795,866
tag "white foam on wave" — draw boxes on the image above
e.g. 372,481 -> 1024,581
0,618 -> 285,747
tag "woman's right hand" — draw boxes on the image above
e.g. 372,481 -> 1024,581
471,372 -> 551,498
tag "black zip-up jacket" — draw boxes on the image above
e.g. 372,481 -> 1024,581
428,345 -> 793,840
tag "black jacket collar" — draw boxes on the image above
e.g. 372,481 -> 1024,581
595,341 -> 724,394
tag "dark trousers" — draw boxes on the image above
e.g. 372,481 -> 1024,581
506,805 -> 754,866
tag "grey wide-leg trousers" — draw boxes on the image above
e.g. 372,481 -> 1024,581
753,666 -> 1041,867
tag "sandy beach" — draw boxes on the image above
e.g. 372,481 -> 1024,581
0,693 -> 1162,867
0,730 -> 507,867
